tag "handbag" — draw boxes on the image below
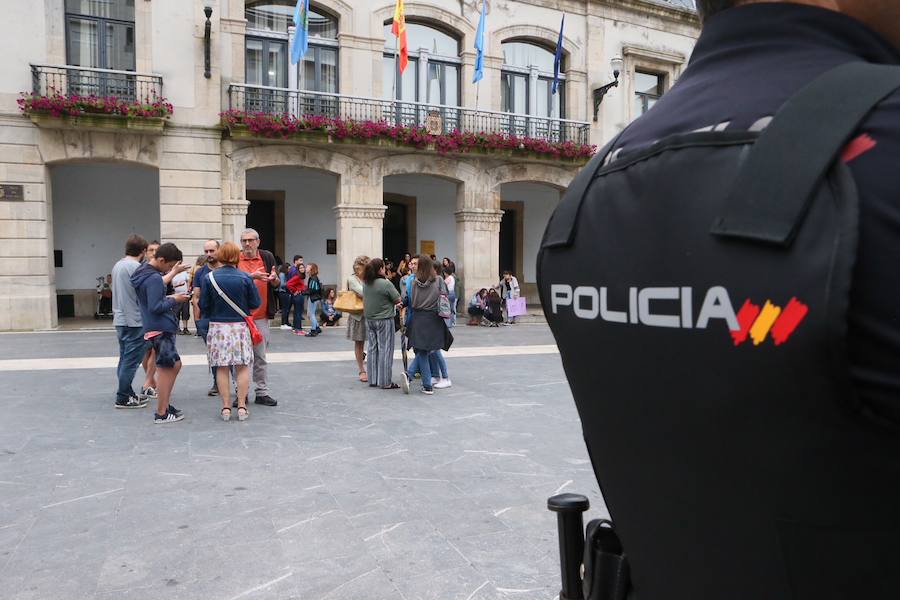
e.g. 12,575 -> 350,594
334,289 -> 364,314
437,279 -> 452,319
208,272 -> 264,346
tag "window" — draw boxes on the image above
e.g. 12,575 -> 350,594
65,0 -> 136,97
634,71 -> 664,116
244,2 -> 339,114
382,21 -> 461,106
500,40 -> 564,119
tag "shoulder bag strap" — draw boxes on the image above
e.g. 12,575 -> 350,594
711,62 -> 900,246
208,272 -> 248,319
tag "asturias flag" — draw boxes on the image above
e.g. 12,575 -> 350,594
552,14 -> 565,95
473,0 -> 486,84
392,0 -> 409,74
291,0 -> 310,64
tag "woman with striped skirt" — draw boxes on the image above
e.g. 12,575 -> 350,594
362,258 -> 402,389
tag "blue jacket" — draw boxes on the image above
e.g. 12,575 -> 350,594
131,262 -> 178,333
199,265 -> 261,323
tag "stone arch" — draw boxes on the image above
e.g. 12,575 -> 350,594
38,130 -> 162,168
373,153 -> 482,211
487,163 -> 575,193
308,0 -> 354,35
372,3 -> 476,49
492,24 -> 580,71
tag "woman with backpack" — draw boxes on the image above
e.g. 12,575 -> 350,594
304,263 -> 323,337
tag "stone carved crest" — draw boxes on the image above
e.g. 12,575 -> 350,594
425,111 -> 444,135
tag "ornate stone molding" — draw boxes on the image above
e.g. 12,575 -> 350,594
455,209 -> 504,224
334,204 -> 387,220
222,202 -> 248,216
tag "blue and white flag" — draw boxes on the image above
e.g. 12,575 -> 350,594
552,14 -> 565,95
291,0 -> 310,64
473,0 -> 486,84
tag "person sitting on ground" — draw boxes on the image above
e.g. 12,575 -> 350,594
467,288 -> 488,325
484,288 -> 504,327
200,241 -> 260,422
322,288 -> 342,326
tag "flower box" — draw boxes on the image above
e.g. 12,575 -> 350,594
28,112 -> 167,134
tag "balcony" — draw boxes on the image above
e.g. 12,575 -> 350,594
24,65 -> 170,133
225,84 -> 593,161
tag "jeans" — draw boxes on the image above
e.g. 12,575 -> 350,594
116,326 -> 146,401
428,350 -> 448,380
308,300 -> 320,331
412,349 -> 433,390
292,294 -> 306,331
279,291 -> 293,326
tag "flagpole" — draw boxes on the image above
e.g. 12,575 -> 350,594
392,34 -> 400,119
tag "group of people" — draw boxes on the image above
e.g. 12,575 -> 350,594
345,253 -> 456,394
466,271 -> 522,326
275,255 -> 342,337
112,229 -> 282,424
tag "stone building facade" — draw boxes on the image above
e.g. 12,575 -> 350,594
0,0 -> 698,330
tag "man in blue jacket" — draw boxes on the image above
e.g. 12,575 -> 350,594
131,242 -> 191,424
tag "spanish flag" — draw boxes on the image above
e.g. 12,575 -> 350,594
392,0 -> 409,74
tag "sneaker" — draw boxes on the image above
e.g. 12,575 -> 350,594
207,385 -> 219,397
254,395 -> 277,407
422,388 -> 434,395
168,404 -> 183,417
183,328 -> 191,335
401,372 -> 410,395
140,386 -> 158,401
115,394 -> 147,409
434,378 -> 452,389
292,329 -> 307,336
279,324 -> 292,330
154,411 -> 184,424
307,330 -> 319,337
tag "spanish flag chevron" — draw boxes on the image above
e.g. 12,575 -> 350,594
392,0 -> 409,74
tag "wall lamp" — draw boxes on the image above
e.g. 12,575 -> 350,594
203,2 -> 213,79
593,56 -> 623,122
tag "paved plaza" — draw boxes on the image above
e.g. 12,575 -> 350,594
0,324 -> 605,600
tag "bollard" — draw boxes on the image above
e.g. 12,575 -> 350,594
548,493 -> 590,600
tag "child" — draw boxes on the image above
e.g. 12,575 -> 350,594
322,288 -> 342,326
131,242 -> 191,423
285,264 -> 307,334
304,263 -> 323,337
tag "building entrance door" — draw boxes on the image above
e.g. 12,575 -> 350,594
383,201 -> 409,264
246,191 -> 285,261
499,207 -> 517,277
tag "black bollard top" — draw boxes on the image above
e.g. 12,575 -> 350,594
547,493 -> 590,513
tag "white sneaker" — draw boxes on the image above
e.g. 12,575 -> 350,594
279,324 -> 292,330
401,372 -> 410,395
434,378 -> 452,389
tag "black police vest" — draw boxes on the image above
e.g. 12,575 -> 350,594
538,63 -> 900,600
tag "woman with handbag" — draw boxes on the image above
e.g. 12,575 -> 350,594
200,242 -> 261,421
344,255 -> 369,382
363,258 -> 402,389
402,255 -> 449,395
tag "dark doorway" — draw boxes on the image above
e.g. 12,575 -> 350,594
383,201 -> 409,263
499,207 -> 517,276
246,191 -> 285,261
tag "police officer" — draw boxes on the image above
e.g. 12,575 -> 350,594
539,2 -> 900,599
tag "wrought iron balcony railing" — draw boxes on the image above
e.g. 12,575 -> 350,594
228,84 -> 590,146
31,64 -> 163,103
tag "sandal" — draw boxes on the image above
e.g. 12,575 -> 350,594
220,407 -> 231,422
237,406 -> 249,422
381,383 -> 400,390
359,371 -> 368,383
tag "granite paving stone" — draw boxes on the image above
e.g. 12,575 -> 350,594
0,325 -> 603,599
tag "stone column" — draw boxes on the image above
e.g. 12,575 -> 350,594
456,207 -> 503,302
222,201 -> 248,244
334,160 -> 384,288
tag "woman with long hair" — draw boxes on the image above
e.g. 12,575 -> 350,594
363,258 -> 402,389
200,241 -> 260,421
322,288 -> 342,326
347,255 -> 369,382
402,255 -> 447,395
305,263 -> 323,337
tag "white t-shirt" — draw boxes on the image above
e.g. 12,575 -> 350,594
172,271 -> 190,295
